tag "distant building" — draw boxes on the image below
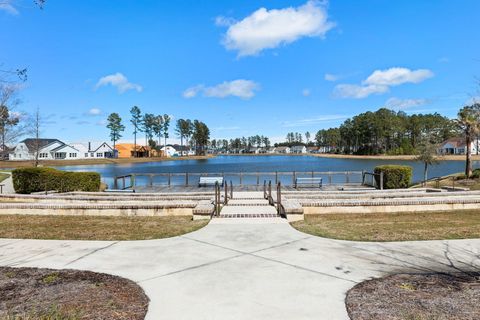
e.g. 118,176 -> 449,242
290,145 -> 307,154
10,139 -> 78,160
160,145 -> 177,157
116,143 -> 151,158
267,147 -> 276,154
9,139 -> 115,161
275,146 -> 291,154
307,146 -> 319,154
438,137 -> 479,155
71,142 -> 115,159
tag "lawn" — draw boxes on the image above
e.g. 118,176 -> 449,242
291,210 -> 480,241
0,215 -> 208,240
0,172 -> 10,183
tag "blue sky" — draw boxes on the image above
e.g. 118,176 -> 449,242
1,0 -> 479,143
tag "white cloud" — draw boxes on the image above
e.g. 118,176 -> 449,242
334,67 -> 434,99
0,1 -> 18,15
184,79 -> 260,100
87,108 -> 102,116
324,73 -> 340,82
302,88 -> 311,96
219,0 -> 335,57
364,68 -> 434,87
384,97 -> 429,110
215,16 -> 236,27
281,115 -> 348,127
334,84 -> 389,99
182,85 -> 203,99
95,72 -> 143,94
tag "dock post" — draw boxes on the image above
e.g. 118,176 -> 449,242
185,172 -> 189,186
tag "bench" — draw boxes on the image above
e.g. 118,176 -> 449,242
294,177 -> 322,189
199,177 -> 224,187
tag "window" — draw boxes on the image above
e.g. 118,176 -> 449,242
96,153 -> 102,157
90,153 -> 94,157
69,153 -> 77,158
85,153 -> 88,157
39,153 -> 48,158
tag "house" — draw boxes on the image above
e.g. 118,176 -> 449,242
438,137 -> 480,155
307,146 -> 319,154
160,145 -> 178,157
9,139 -> 80,160
71,142 -> 115,159
116,143 -> 152,158
267,147 -> 276,154
291,145 -> 307,154
275,146 -> 291,154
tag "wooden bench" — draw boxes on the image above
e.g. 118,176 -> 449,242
199,177 -> 224,187
294,177 -> 322,189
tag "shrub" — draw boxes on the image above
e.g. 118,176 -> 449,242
374,165 -> 412,189
12,167 -> 101,194
472,169 -> 480,179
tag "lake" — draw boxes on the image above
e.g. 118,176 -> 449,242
54,155 -> 477,189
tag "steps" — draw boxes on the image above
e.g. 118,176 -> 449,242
217,193 -> 280,220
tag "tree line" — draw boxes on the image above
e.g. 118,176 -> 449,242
106,107 -> 210,156
314,108 -> 458,155
209,135 -> 271,153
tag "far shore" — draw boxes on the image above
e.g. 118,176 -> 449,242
0,155 -> 215,169
221,153 -> 475,161
0,152 -> 474,169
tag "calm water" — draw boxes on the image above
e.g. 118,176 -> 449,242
55,155 -> 478,188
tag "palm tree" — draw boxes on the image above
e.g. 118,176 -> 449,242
457,104 -> 480,178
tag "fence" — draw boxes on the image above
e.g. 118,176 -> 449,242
113,171 -> 366,190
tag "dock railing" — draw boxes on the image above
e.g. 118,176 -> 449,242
113,170 -> 364,190
362,171 -> 384,190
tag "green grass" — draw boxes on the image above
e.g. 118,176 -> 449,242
0,172 -> 10,183
291,210 -> 480,241
0,215 -> 208,240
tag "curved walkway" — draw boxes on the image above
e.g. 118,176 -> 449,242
1,218 -> 479,319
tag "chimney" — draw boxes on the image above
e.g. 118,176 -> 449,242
88,142 -> 91,151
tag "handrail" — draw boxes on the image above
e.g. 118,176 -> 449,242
362,171 -> 384,190
113,170 -> 364,188
276,182 -> 284,216
230,180 -> 233,199
213,181 -> 221,217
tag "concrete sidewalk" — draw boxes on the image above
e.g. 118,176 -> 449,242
1,219 -> 479,319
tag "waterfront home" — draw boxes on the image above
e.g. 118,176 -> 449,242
10,138 -> 80,160
116,143 -> 151,158
267,147 -> 276,154
307,146 -> 319,154
438,137 -> 479,155
71,142 -> 115,158
161,145 -> 177,157
275,146 -> 291,154
291,145 -> 307,154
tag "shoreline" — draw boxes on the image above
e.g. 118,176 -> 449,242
218,153 -> 473,161
0,153 -> 473,169
0,155 -> 215,169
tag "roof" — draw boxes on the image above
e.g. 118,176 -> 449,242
291,145 -> 306,150
50,144 -> 79,152
441,137 -> 466,148
20,138 -> 62,151
307,146 -> 319,150
276,146 -> 290,151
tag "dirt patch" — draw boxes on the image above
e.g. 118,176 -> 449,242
346,273 -> 480,320
0,267 -> 148,319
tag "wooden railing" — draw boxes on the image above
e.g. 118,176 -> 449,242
362,171 -> 384,190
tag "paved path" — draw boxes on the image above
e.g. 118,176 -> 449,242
1,218 -> 480,319
0,172 -> 14,194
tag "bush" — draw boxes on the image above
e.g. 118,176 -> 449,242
472,169 -> 480,179
374,165 -> 412,189
12,167 -> 101,194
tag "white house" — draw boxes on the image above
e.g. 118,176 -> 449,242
291,145 -> 307,154
9,139 -> 115,161
438,137 -> 480,155
275,146 -> 291,154
10,139 -> 80,160
161,145 -> 178,157
72,142 -> 115,159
